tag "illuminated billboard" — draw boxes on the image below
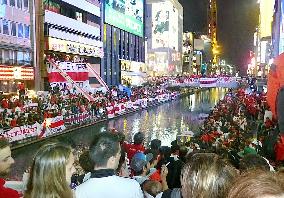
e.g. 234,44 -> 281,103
259,0 -> 274,38
152,2 -> 178,50
104,0 -> 144,37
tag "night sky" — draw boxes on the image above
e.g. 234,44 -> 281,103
179,0 -> 259,74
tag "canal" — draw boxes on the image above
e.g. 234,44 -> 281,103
11,88 -> 227,179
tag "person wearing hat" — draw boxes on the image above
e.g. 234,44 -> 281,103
123,132 -> 146,161
131,152 -> 154,185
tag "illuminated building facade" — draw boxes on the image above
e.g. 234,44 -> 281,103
145,0 -> 183,76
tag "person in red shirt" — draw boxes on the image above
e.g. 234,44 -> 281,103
123,132 -> 146,162
0,138 -> 20,198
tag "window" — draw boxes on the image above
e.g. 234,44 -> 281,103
0,50 -> 3,64
3,50 -> 10,64
23,52 -> 30,65
17,51 -> 24,65
23,0 -> 28,9
3,20 -> 9,35
10,22 -> 16,36
17,0 -> 22,9
24,25 -> 29,39
10,0 -> 15,6
18,23 -> 23,38
11,50 -> 17,65
1,0 -> 7,5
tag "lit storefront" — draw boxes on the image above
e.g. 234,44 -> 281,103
120,60 -> 147,86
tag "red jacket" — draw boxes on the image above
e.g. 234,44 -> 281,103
0,178 -> 21,198
275,135 -> 284,162
123,142 -> 145,161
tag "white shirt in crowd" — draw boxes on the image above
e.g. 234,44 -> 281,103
75,175 -> 144,198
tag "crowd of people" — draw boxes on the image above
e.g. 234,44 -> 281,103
0,84 -> 178,141
0,85 -> 284,197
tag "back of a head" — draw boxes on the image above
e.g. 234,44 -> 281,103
150,139 -> 161,150
171,144 -> 180,154
228,170 -> 284,198
79,150 -> 93,173
181,153 -> 238,198
89,132 -> 120,168
25,142 -> 72,198
239,154 -> 270,173
134,132 -> 145,145
143,180 -> 162,197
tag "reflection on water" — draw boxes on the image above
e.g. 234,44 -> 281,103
11,88 -> 227,178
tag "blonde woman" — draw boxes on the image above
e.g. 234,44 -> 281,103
24,142 -> 75,198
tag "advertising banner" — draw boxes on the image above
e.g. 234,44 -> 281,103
152,2 -> 170,49
152,2 -> 178,50
48,37 -> 104,58
104,0 -> 144,37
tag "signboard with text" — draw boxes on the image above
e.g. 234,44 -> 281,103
47,37 -> 104,58
104,0 -> 144,37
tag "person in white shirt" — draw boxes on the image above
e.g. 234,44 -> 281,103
75,132 -> 143,198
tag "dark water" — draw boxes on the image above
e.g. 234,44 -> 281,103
11,88 -> 227,179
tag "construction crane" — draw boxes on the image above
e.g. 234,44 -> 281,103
208,0 -> 219,72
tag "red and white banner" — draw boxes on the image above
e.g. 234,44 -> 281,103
40,116 -> 66,137
0,123 -> 42,142
106,106 -> 115,119
199,78 -> 218,88
64,113 -> 91,125
47,62 -> 89,83
0,66 -> 34,80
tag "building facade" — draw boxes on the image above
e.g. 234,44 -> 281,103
182,32 -> 193,74
0,0 -> 34,93
102,0 -> 145,86
42,0 -> 103,90
145,0 -> 183,76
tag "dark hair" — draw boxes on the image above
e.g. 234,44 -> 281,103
150,139 -> 161,150
228,170 -> 284,198
239,154 -> 270,173
134,132 -> 144,145
156,146 -> 171,169
171,144 -> 180,153
89,132 -> 120,167
181,153 -> 238,198
79,151 -> 93,173
0,138 -> 9,150
134,168 -> 144,176
145,149 -> 159,165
